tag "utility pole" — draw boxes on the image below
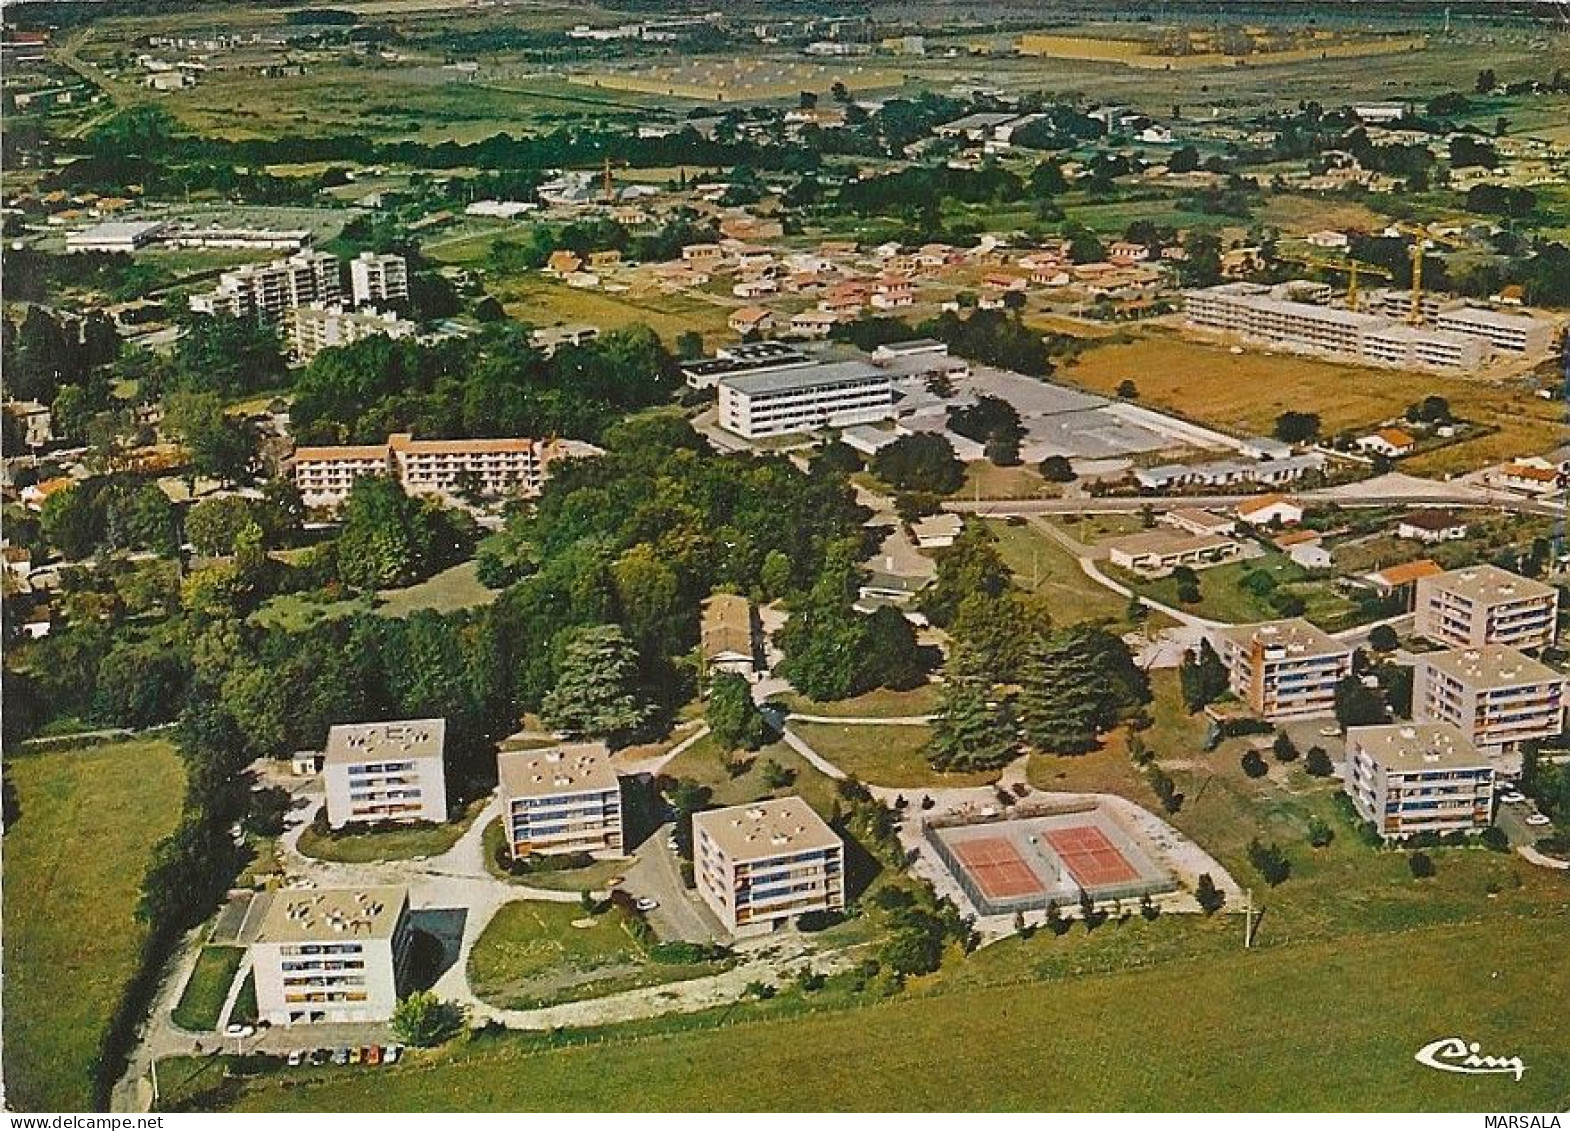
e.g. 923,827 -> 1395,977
1244,888 -> 1256,948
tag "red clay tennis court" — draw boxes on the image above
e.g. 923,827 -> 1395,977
1044,825 -> 1141,887
950,836 -> 1047,899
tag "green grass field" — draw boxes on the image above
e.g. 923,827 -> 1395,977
1110,553 -> 1365,631
467,901 -> 725,1011
480,819 -> 630,891
789,721 -> 999,790
776,684 -> 941,719
1,738 -> 185,1110
294,800 -> 484,864
376,561 -> 497,618
171,947 -> 245,1033
982,518 -> 1131,625
165,914 -> 1570,1111
660,736 -> 843,818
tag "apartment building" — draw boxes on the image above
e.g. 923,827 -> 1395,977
1413,564 -> 1559,652
1414,645 -> 1567,757
1183,282 -> 1502,371
1344,723 -> 1495,840
289,304 -> 416,362
1212,619 -> 1355,720
1434,306 -> 1553,356
348,251 -> 410,307
249,886 -> 412,1025
692,797 -> 844,936
292,433 -> 570,508
717,360 -> 895,439
189,251 -> 343,321
497,742 -> 624,859
323,719 -> 448,829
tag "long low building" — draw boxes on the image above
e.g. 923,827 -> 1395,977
1104,529 -> 1242,576
292,432 -> 595,509
717,359 -> 895,439
1182,282 -> 1548,371
1135,453 -> 1325,491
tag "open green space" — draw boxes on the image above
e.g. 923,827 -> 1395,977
776,684 -> 941,719
480,819 -> 630,892
659,736 -> 843,818
171,947 -> 245,1033
467,901 -> 726,1011
294,799 -> 484,864
1,738 -> 186,1111
1109,553 -> 1366,631
163,914 -> 1569,1111
375,561 -> 498,619
790,721 -> 998,791
981,518 -> 1130,625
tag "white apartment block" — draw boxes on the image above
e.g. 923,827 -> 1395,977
1413,564 -> 1559,652
290,304 -> 416,362
1212,618 -> 1354,720
349,251 -> 410,307
189,251 -> 343,321
292,433 -> 577,509
1183,282 -> 1520,371
692,797 -> 844,937
1414,645 -> 1567,757
323,719 -> 448,829
1344,723 -> 1495,840
249,886 -> 412,1025
717,360 -> 895,439
1434,306 -> 1553,356
497,742 -> 624,858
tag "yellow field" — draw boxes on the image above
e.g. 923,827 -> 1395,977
567,59 -> 902,103
1257,196 -> 1391,238
1062,333 -> 1564,474
1015,32 -> 1423,70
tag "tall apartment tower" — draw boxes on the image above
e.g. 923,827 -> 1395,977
349,251 -> 410,306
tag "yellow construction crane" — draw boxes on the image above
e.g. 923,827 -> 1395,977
1390,222 -> 1465,324
1280,254 -> 1392,312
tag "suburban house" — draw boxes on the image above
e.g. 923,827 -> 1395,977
701,594 -> 762,681
323,719 -> 449,829
728,306 -> 774,335
1363,559 -> 1444,606
1162,508 -> 1237,537
1212,619 -> 1354,720
1397,511 -> 1469,544
1491,461 -> 1560,496
1356,428 -> 1417,458
248,886 -> 413,1025
497,742 -> 624,859
912,513 -> 964,549
1344,723 -> 1494,841
546,249 -> 584,276
1235,494 -> 1304,527
1413,564 -> 1559,652
1413,645 -> 1567,757
692,797 -> 845,937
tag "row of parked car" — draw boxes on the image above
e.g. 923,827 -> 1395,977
284,1045 -> 402,1068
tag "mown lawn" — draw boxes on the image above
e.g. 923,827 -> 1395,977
1113,553 -> 1366,631
170,915 -> 1570,1111
375,561 -> 498,619
659,736 -> 843,819
294,799 -> 485,864
2,738 -> 185,1111
467,901 -> 724,1011
776,684 -> 941,719
789,721 -> 999,790
480,819 -> 631,892
171,947 -> 245,1033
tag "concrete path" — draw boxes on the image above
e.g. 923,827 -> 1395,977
1517,845 -> 1570,871
787,712 -> 935,725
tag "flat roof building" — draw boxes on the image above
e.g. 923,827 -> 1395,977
1344,723 -> 1494,841
323,719 -> 448,829
1212,619 -> 1354,720
190,251 -> 342,322
1104,529 -> 1242,577
1414,645 -> 1567,757
692,797 -> 844,936
65,219 -> 170,254
1435,306 -> 1553,356
349,251 -> 410,307
293,433 -> 583,509
290,304 -> 416,362
249,886 -> 412,1025
1414,564 -> 1558,652
497,742 -> 624,859
717,360 -> 894,439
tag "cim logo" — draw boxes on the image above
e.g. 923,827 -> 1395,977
1415,1037 -> 1526,1082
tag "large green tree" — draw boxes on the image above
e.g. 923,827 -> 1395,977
540,624 -> 654,744
928,649 -> 1016,772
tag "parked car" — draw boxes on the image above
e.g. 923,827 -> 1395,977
635,896 -> 659,912
311,1049 -> 330,1066
1524,813 -> 1552,827
224,1024 -> 254,1038
331,1047 -> 350,1066
1318,725 -> 1340,738
1501,791 -> 1528,804
286,1050 -> 304,1067
349,1047 -> 363,1065
384,1045 -> 402,1064
366,1045 -> 382,1066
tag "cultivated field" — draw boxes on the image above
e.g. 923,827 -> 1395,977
2,738 -> 185,1110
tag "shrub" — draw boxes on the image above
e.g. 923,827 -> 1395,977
1194,872 -> 1225,914
1307,815 -> 1334,848
391,991 -> 466,1047
1241,750 -> 1269,778
1304,746 -> 1334,777
1407,851 -> 1435,879
1247,838 -> 1290,885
